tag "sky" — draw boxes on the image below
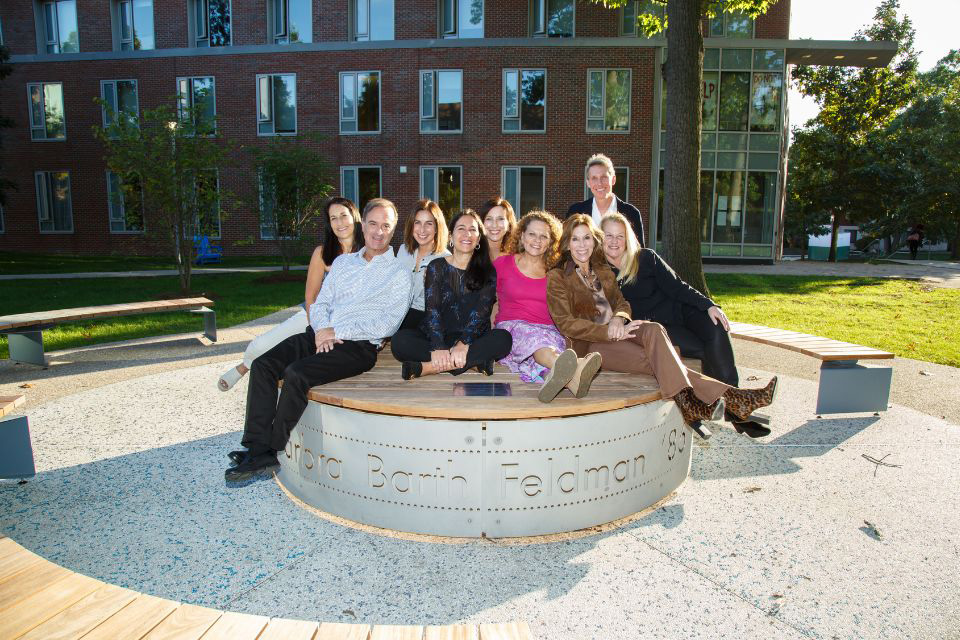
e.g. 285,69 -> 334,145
787,0 -> 959,128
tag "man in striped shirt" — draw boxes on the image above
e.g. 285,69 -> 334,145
226,198 -> 412,482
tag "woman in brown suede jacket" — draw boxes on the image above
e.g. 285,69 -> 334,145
545,214 -> 777,438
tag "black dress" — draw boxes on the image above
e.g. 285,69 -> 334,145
613,249 -> 738,386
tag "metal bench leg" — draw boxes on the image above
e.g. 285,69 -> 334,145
7,330 -> 47,366
816,360 -> 893,414
0,415 -> 36,479
192,307 -> 217,342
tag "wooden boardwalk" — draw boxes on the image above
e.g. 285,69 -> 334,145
0,536 -> 533,640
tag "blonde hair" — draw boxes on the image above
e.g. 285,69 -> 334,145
506,210 -> 563,269
403,199 -> 449,254
585,153 -> 615,177
559,214 -> 607,270
601,212 -> 642,285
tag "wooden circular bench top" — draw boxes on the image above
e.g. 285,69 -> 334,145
306,346 -> 664,420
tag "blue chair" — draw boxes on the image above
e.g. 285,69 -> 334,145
193,235 -> 223,265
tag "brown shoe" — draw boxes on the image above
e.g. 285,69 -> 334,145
538,349 -> 578,403
673,388 -> 725,424
723,376 -> 778,422
566,352 -> 602,398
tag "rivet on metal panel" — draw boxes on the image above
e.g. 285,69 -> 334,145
465,436 -> 474,444
493,436 -> 502,445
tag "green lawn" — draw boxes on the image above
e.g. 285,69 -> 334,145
1,272 -> 957,368
707,274 -> 960,368
0,252 -> 310,274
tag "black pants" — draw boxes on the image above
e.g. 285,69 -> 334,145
391,328 -> 512,375
662,304 -> 739,387
399,308 -> 425,331
908,240 -> 920,260
243,327 -> 377,454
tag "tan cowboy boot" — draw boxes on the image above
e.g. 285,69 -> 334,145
723,376 -> 778,422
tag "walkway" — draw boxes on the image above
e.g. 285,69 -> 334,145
704,259 -> 960,288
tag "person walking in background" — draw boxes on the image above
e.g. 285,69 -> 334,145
907,224 -> 925,260
565,153 -> 645,246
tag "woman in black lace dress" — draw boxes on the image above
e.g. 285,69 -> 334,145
392,209 -> 513,379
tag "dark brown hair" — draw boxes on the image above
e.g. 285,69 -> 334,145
478,197 -> 517,252
402,199 -> 449,254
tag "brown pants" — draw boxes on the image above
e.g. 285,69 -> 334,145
588,322 -> 729,404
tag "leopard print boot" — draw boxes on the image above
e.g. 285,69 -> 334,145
673,388 -> 725,424
723,376 -> 778,422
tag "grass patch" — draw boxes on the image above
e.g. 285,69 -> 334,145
0,272 -> 305,358
707,274 -> 960,368
0,252 -> 310,274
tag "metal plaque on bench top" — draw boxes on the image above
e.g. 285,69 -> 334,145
277,401 -> 690,538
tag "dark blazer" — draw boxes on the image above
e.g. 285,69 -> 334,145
546,260 -> 632,357
613,249 -> 713,326
565,196 -> 645,247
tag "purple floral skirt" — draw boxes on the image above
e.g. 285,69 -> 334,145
495,320 -> 567,383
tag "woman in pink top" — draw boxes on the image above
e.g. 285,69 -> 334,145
494,211 -> 602,403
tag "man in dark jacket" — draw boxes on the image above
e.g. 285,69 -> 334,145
565,153 -> 645,246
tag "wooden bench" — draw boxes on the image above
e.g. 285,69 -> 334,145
0,536 -> 534,640
729,321 -> 894,414
0,298 -> 217,367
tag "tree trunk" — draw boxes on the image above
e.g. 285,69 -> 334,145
827,213 -> 840,262
662,0 -> 709,295
952,219 -> 960,260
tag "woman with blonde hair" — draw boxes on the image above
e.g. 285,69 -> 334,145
479,197 -> 517,262
493,211 -> 601,403
600,213 -> 776,437
396,199 -> 450,330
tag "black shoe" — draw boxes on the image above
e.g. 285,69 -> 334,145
476,360 -> 495,376
689,420 -> 712,440
224,451 -> 279,482
727,412 -> 772,438
227,450 -> 247,466
401,361 -> 422,380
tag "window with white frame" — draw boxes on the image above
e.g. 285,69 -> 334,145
531,0 -> 572,37
101,80 -> 139,129
28,82 -> 66,141
709,8 -> 753,38
270,0 -> 311,43
177,76 -> 216,132
257,74 -> 296,135
620,0 -> 664,38
584,167 -> 629,201
587,69 -> 631,132
192,169 -> 221,237
35,171 -> 73,232
39,0 -> 79,53
114,0 -> 155,50
341,166 -> 381,212
502,166 -> 544,217
340,71 -> 380,134
421,166 -> 462,216
106,170 -> 144,233
441,0 -> 482,38
353,0 -> 394,41
420,70 -> 462,133
503,68 -> 545,132
192,0 -> 231,47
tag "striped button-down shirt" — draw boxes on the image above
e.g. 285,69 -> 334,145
309,249 -> 412,345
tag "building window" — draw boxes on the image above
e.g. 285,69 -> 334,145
420,70 -> 462,133
257,74 -> 297,135
341,166 -> 381,212
27,82 -> 66,141
40,0 -> 79,53
620,1 -> 664,37
502,166 -> 544,217
107,171 -> 144,233
270,0 -> 311,43
35,171 -> 73,233
177,76 -> 217,133
0,205 -> 5,233
587,69 -> 631,132
421,166 -> 462,216
353,0 -> 393,41
531,0 -> 572,38
192,0 -> 231,47
340,71 -> 380,134
100,79 -> 139,128
193,169 -> 221,237
503,68 -> 545,132
584,167 -> 629,201
441,0 -> 482,38
115,0 -> 155,50
709,9 -> 753,38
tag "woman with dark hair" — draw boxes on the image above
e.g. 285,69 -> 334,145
217,197 -> 363,391
494,211 -> 602,403
396,199 -> 451,330
392,209 -> 512,379
479,197 -> 517,262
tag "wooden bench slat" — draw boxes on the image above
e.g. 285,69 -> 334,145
199,610 -> 269,640
0,572 -> 102,639
141,603 -> 222,640
0,394 -> 26,417
315,621 -> 372,640
478,623 -> 533,640
257,618 -> 320,640
370,625 -> 425,640
80,593 -> 180,640
424,625 -> 479,640
18,583 -> 138,640
0,558 -> 72,610
0,543 -> 44,584
0,298 -> 215,330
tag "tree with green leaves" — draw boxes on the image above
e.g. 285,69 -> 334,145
94,102 -> 234,293
792,0 -> 918,261
593,0 -> 780,295
0,44 -> 15,207
782,127 -> 832,256
246,134 -> 334,272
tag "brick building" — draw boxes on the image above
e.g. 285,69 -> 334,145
0,0 -> 894,261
